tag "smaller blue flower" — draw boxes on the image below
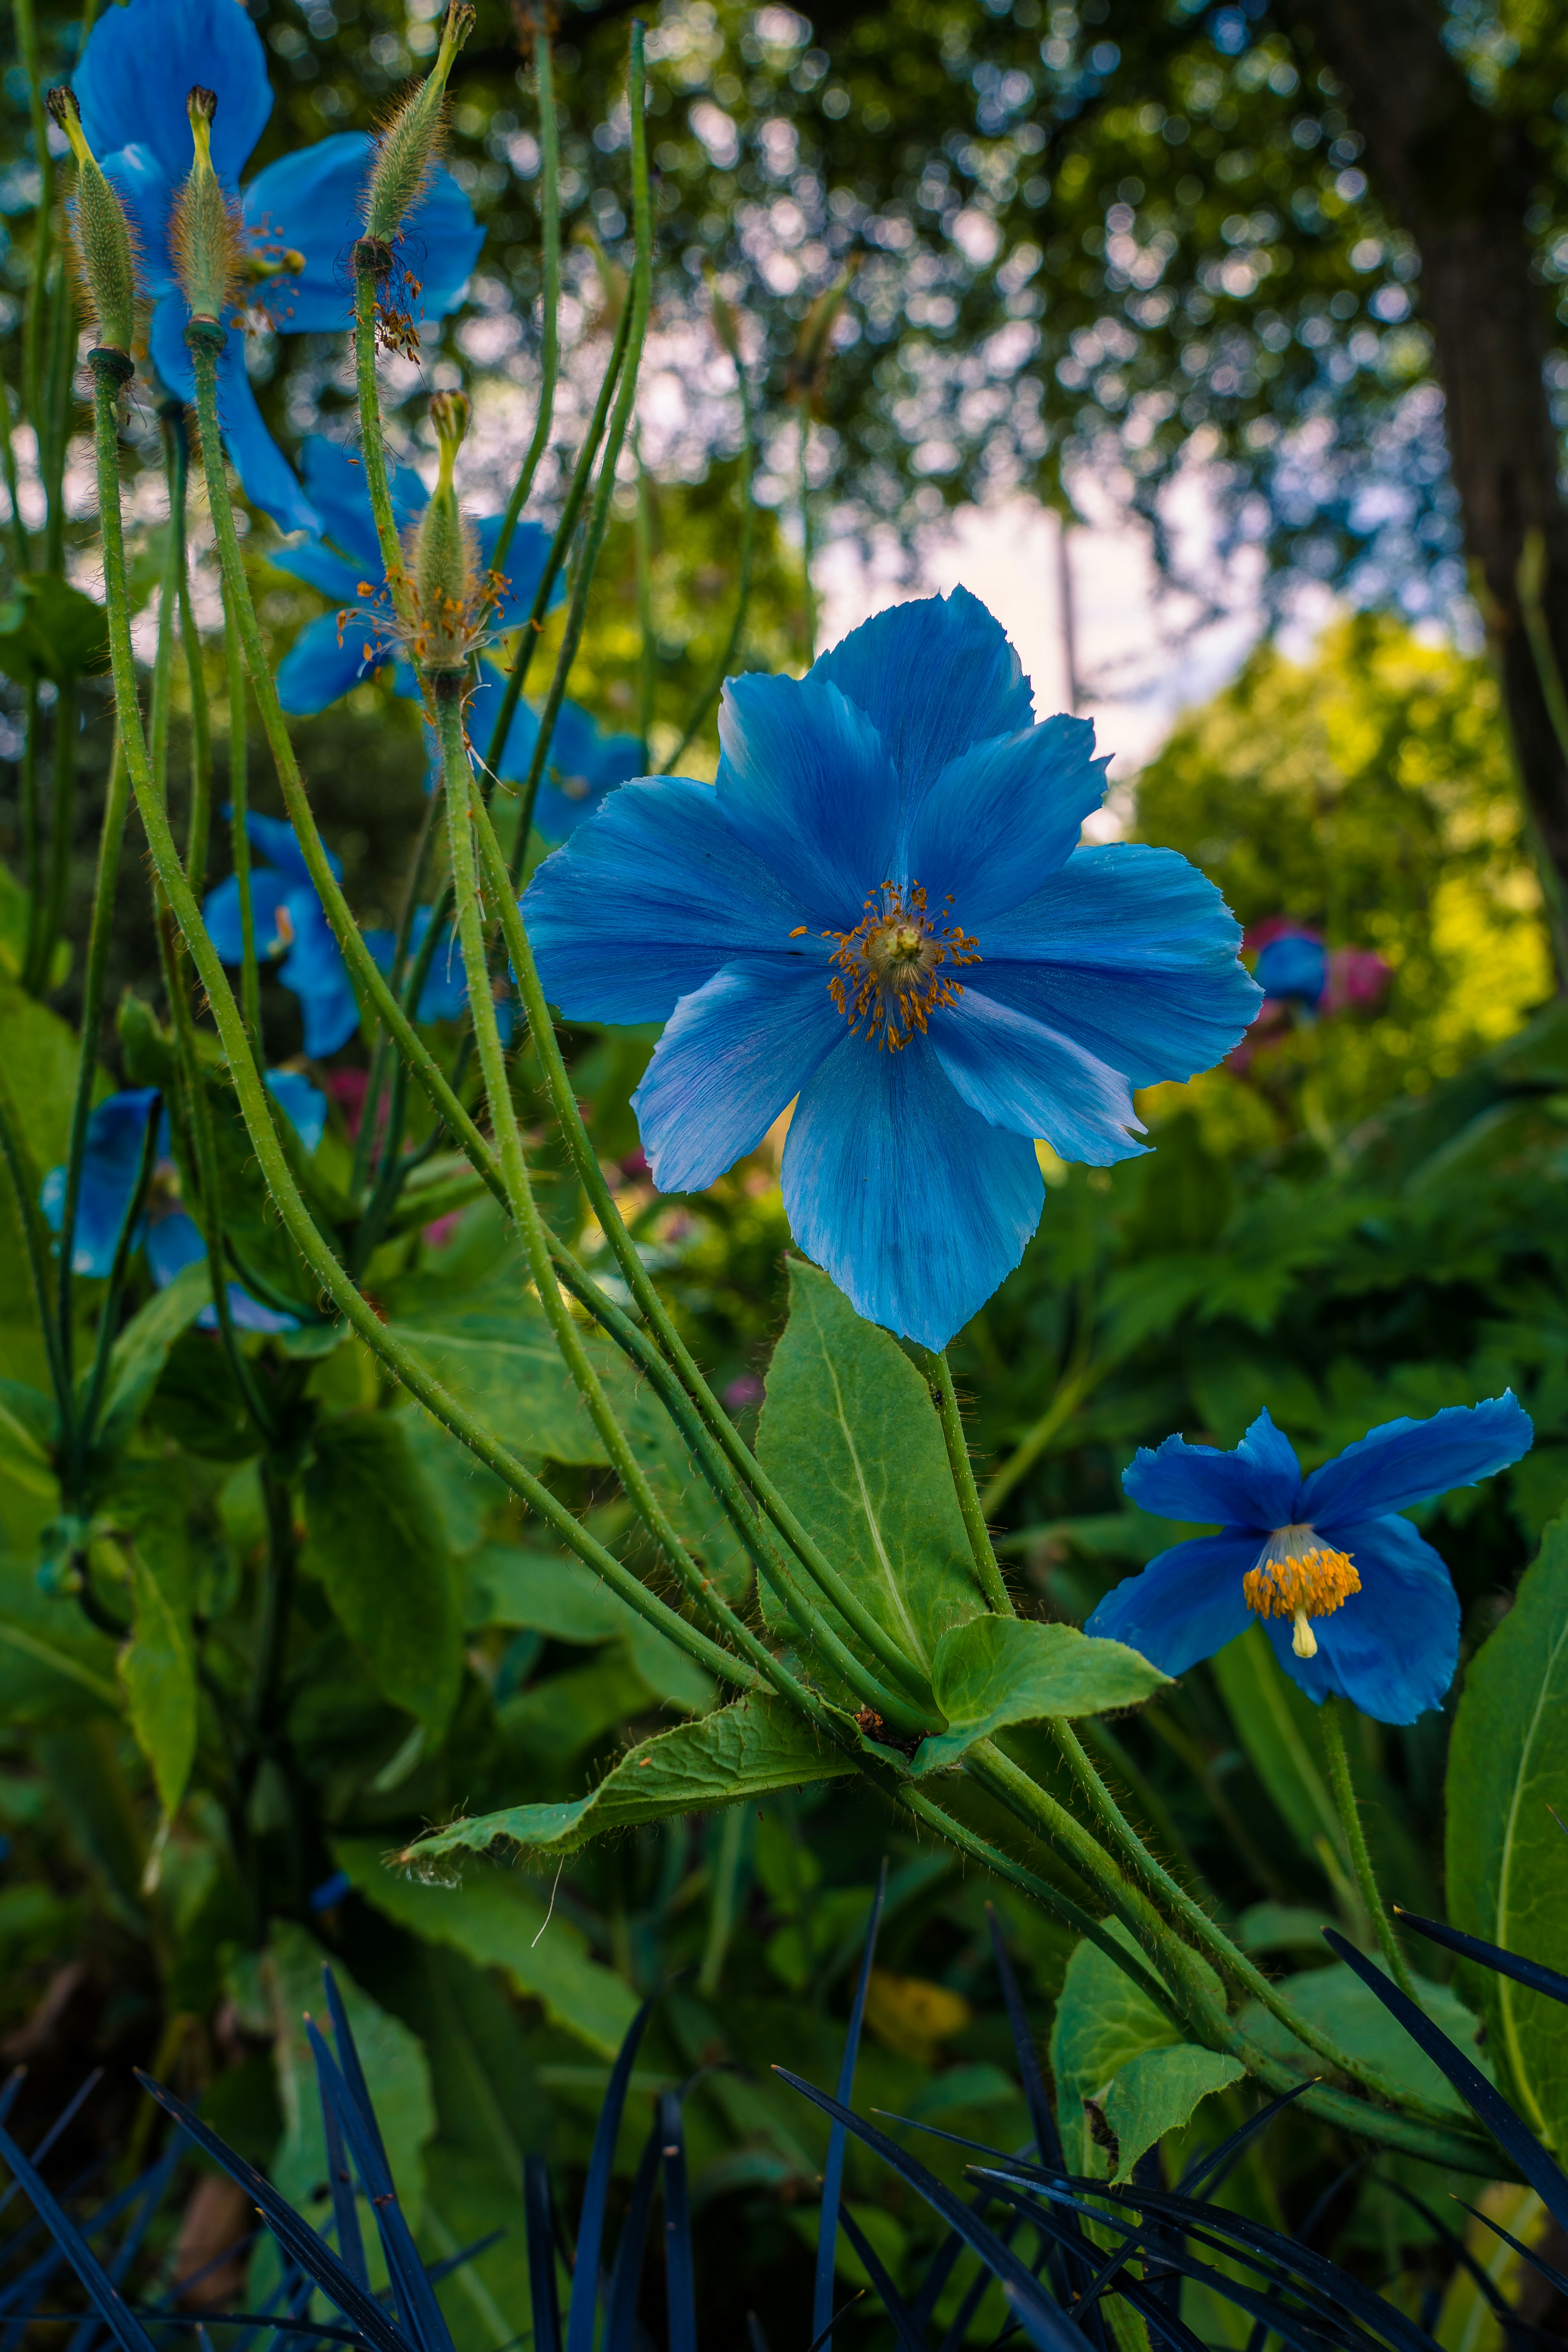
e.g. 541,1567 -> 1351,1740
40,1076 -> 326,1332
204,811 -> 359,1059
272,440 -> 559,715
366,907 -> 482,1026
1085,1396 -> 1534,1723
1252,929 -> 1327,1009
461,667 -> 644,843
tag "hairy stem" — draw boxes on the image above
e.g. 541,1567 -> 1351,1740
487,4 -> 559,577
921,1347 -> 1011,1613
224,608 -> 261,1051
1321,1697 -> 1418,2000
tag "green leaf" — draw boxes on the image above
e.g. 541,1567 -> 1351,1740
756,1259 -> 984,1691
116,1545 -> 197,1816
1100,2046 -> 1246,2184
389,1303 -> 605,1465
1051,1922 -> 1234,2178
0,574 -> 110,687
0,1379 -> 59,1498
92,1261 -> 212,1458
1446,1512 -> 1568,2146
303,1413 -> 463,1737
913,1617 -> 1170,1773
0,1559 -> 118,1726
396,1692 -> 855,1864
468,1543 -> 717,1713
335,1836 -> 638,2060
1240,1962 -> 1485,2119
1209,1622 -> 1341,1861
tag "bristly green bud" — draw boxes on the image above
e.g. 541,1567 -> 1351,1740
360,3 -> 476,252
172,86 -> 241,325
45,85 -> 138,357
411,388 -> 481,679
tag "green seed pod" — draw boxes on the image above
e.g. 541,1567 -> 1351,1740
412,389 -> 478,678
361,3 -> 476,253
172,87 -> 240,325
45,86 -> 138,357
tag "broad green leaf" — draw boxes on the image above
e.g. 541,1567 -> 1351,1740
1240,1962 -> 1486,2118
0,981 -> 83,1386
0,1378 -> 58,1497
1100,2046 -> 1245,2184
1447,1514 -> 1568,2145
0,573 -> 110,686
756,1259 -> 983,1691
1051,1922 -> 1233,2177
389,1302 -> 604,1464
117,1546 -> 197,1815
92,1261 -> 212,1458
913,1617 -> 1170,1773
1210,1622 -> 1341,1861
336,1836 -> 638,2059
304,1413 -> 462,1736
396,1692 -> 856,1864
403,1411 -> 506,1555
468,1543 -> 717,1713
499,1650 -> 667,1768
0,1559 -> 118,1726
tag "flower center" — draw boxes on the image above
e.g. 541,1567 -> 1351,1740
1242,1523 -> 1361,1659
824,881 -> 980,1051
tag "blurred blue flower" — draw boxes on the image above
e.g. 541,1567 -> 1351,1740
462,666 -> 643,843
365,906 -> 500,1027
204,811 -> 360,1058
523,589 -> 1261,1348
74,0 -> 483,536
1085,1396 -> 1535,1722
1252,926 -> 1327,1009
40,1075 -> 325,1332
272,441 -> 559,713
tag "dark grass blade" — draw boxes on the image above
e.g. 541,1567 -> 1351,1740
777,2067 -> 1084,2352
835,2206 -> 926,2352
564,1998 -> 655,2352
814,1859 -> 887,2352
1456,2200 -> 1568,2302
1177,2083 -> 1316,2199
64,2147 -> 177,2352
603,2125 -> 662,2352
0,2072 -> 103,2226
936,2205 -> 1026,2352
133,2075 -> 412,2352
524,2156 -> 562,2352
1322,1929 -> 1568,2233
305,2021 -> 454,2352
1392,1910 -> 1568,2010
985,1906 -> 1060,2171
657,2092 -> 695,2352
0,2120 -> 160,2352
1382,2185 -> 1558,2352
802,2295 -> 866,2352
320,2069 -> 367,2292
321,1972 -> 395,2181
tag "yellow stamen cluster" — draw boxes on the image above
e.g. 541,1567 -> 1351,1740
1243,1524 -> 1360,1659
825,881 -> 980,1051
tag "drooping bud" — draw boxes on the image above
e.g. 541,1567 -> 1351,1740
359,2 -> 476,258
172,86 -> 241,327
705,265 -> 742,369
45,86 -> 138,358
411,389 -> 479,681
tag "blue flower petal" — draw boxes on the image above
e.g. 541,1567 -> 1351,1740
203,865 -> 292,962
475,518 -> 560,630
145,1205 -> 205,1288
929,988 -> 1147,1167
633,958 -> 845,1192
398,162 -> 485,315
1253,932 -> 1326,1006
1301,1394 -> 1535,1531
150,303 -> 321,538
1122,1409 -> 1303,1534
268,541 -> 364,603
812,587 -> 1034,805
1265,1512 -> 1460,1724
524,779 -> 821,1024
1084,1532 -> 1259,1677
244,811 -> 341,887
297,434 -> 425,575
782,1032 -> 1043,1349
76,0 -> 271,192
216,1287 -> 299,1335
366,911 -> 469,1022
99,145 -> 177,297
902,715 -> 1108,922
266,1070 -> 327,1154
973,845 -> 1261,1089
276,611 -> 392,715
277,895 -> 359,1057
241,133 -> 369,336
717,671 -> 902,926
39,1087 -> 160,1278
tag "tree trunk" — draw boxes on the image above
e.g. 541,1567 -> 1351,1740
1285,0 -> 1568,942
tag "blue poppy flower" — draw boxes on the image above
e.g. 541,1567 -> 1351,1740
40,1075 -> 326,1332
1252,927 -> 1327,1009
1085,1396 -> 1534,1723
272,441 -> 559,714
461,666 -> 644,843
74,0 -> 483,536
203,811 -> 359,1058
521,589 -> 1261,1347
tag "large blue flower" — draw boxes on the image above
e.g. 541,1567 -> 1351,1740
272,441 -> 559,713
41,1076 -> 326,1332
1085,1396 -> 1534,1723
74,0 -> 483,536
522,590 -> 1261,1347
462,666 -> 642,843
203,811 -> 359,1059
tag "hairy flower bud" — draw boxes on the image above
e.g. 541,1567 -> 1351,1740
45,86 -> 138,357
411,388 -> 479,678
360,2 -> 476,253
172,85 -> 241,325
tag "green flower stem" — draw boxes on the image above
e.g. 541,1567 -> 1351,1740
56,731 -> 130,1409
661,348 -> 757,773
487,5 -> 559,579
351,792 -> 443,1206
91,361 -> 751,1706
505,26 -> 652,864
352,271 -> 414,628
13,0 -> 54,435
151,410 -> 188,802
469,771 -> 938,1712
20,684 -> 42,989
34,679 -> 77,995
1,370 -> 29,571
1321,1696 -> 1418,2000
921,1347 -> 1012,1614
797,395 -> 815,664
181,572 -> 212,887
0,1071 -> 68,1416
40,258 -> 75,573
439,682 -> 903,1734
224,609 -> 261,1051
633,440 -> 655,753
79,1102 -> 160,1445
